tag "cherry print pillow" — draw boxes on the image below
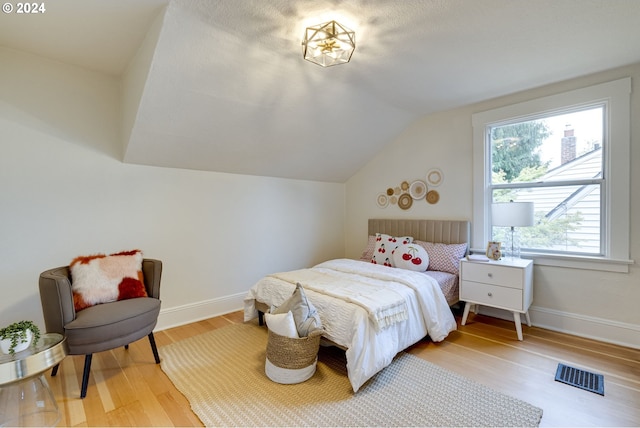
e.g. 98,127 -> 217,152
371,233 -> 413,267
392,243 -> 429,272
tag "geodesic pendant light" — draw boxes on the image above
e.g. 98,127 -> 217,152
302,20 -> 355,67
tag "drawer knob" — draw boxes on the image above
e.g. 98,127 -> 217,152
487,292 -> 493,297
487,273 -> 493,278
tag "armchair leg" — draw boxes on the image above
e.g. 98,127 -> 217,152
148,332 -> 160,364
124,344 -> 129,350
51,363 -> 60,377
80,354 -> 93,399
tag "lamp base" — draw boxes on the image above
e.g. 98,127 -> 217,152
507,227 -> 521,259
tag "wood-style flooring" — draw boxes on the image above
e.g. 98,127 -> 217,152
46,310 -> 639,427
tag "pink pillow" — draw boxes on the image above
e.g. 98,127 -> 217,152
371,233 -> 413,267
415,241 -> 467,274
360,235 -> 377,262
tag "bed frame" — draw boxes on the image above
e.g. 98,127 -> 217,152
256,218 -> 470,325
368,218 -> 470,247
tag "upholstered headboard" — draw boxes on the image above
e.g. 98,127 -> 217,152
368,219 -> 470,247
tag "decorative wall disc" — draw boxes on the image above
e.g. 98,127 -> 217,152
398,193 -> 413,210
426,190 -> 440,204
390,196 -> 398,205
386,188 -> 394,196
426,168 -> 443,187
409,180 -> 427,200
376,193 -> 389,208
400,181 -> 410,191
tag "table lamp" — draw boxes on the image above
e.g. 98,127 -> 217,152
492,201 -> 534,258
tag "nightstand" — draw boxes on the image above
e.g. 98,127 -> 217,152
459,258 -> 533,340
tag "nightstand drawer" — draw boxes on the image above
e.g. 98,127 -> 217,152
460,281 -> 523,311
461,262 -> 524,289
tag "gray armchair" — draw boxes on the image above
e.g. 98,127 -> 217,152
39,259 -> 162,398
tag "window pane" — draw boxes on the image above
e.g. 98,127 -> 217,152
490,107 -> 603,185
492,183 -> 601,255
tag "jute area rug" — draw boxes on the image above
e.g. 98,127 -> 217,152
160,322 -> 543,427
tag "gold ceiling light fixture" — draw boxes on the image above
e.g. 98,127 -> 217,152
302,20 -> 355,67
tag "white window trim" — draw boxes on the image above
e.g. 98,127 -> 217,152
471,78 -> 632,273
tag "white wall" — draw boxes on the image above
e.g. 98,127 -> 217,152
3,44 -> 638,349
0,47 -> 345,331
346,63 -> 640,349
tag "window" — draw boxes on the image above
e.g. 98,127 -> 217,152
472,78 -> 631,272
490,106 -> 604,256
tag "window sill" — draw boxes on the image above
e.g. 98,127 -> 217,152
523,253 -> 633,273
468,249 -> 633,273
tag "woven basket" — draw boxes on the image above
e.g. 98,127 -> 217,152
265,329 -> 323,384
266,329 -> 322,370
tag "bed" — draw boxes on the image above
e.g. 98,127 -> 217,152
244,218 -> 470,392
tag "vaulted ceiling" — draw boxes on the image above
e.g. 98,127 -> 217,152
2,0 -> 640,182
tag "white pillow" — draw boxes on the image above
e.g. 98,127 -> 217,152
392,243 -> 429,272
265,311 -> 299,338
272,283 -> 322,337
371,233 -> 413,267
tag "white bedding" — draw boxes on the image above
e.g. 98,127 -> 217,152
244,258 -> 457,392
269,261 -> 409,331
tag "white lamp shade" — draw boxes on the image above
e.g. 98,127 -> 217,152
492,202 -> 534,227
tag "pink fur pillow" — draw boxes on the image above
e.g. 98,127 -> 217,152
70,249 -> 147,312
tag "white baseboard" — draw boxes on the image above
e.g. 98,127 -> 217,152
476,305 -> 640,350
155,292 -> 246,331
156,294 -> 640,350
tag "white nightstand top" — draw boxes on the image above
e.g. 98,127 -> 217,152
464,257 -> 532,269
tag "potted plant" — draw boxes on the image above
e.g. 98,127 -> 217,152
0,320 -> 41,355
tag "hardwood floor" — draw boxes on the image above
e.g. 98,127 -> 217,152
47,310 -> 639,427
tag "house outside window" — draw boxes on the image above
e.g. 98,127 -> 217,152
472,78 -> 631,272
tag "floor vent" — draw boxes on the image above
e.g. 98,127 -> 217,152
555,363 -> 604,395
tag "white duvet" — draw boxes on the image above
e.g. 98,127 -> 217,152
244,259 -> 457,392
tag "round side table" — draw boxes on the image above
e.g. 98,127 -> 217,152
0,333 -> 68,427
